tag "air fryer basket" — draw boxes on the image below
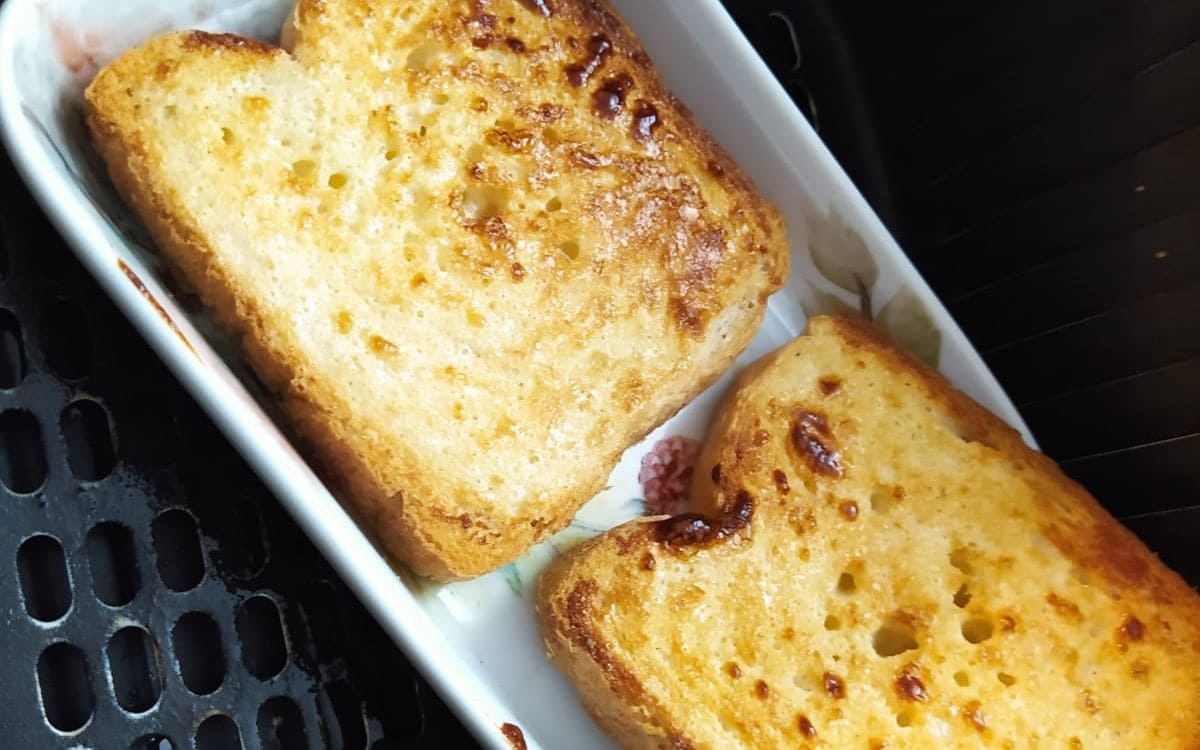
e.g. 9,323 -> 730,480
1,1 -> 1195,748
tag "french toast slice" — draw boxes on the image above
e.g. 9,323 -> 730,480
538,315 -> 1200,749
84,0 -> 788,579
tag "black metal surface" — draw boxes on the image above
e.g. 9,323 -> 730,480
1,2 -> 1196,749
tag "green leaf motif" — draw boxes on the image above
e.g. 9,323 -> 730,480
799,282 -> 861,320
878,287 -> 942,367
548,523 -> 598,555
808,208 -> 880,296
501,563 -> 523,596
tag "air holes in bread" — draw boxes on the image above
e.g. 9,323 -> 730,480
949,547 -> 973,575
559,240 -> 581,260
836,572 -> 856,594
872,620 -> 918,658
406,42 -> 443,71
463,185 -> 509,219
328,172 -> 349,189
433,92 -> 450,105
823,614 -> 841,630
961,618 -> 994,644
998,672 -> 1016,687
896,708 -> 915,728
292,160 -> 316,179
870,487 -> 899,514
953,584 -> 971,608
546,196 -> 563,212
953,670 -> 970,687
385,148 -> 400,161
221,127 -> 235,145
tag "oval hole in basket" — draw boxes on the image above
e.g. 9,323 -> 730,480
62,399 -> 117,481
0,308 -> 27,388
106,626 -> 163,713
257,696 -> 307,750
324,679 -> 367,750
299,580 -> 344,662
37,641 -> 94,732
17,534 -> 71,622
151,509 -> 205,592
25,208 -> 73,281
172,611 -> 225,695
40,299 -> 92,379
237,595 -> 288,680
0,409 -> 48,493
86,521 -> 140,607
377,671 -> 423,740
214,498 -> 269,580
195,714 -> 242,750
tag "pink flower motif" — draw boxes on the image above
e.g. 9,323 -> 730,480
638,436 -> 700,516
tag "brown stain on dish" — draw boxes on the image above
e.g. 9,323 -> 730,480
499,722 -> 527,750
789,408 -> 844,477
184,30 -> 277,54
653,490 -> 754,552
117,259 -> 197,357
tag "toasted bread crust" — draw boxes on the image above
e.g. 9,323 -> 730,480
539,316 -> 1200,749
84,1 -> 788,579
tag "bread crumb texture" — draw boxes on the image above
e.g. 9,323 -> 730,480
83,0 -> 788,579
539,316 -> 1200,749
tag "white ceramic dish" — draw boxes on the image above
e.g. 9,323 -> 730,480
0,1 -> 1034,747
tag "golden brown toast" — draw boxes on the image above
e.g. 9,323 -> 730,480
83,0 -> 788,579
539,315 -> 1200,749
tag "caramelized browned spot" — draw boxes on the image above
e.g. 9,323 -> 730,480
797,714 -> 817,738
653,490 -> 754,552
565,35 -> 612,86
754,429 -> 771,446
963,700 -> 986,732
725,662 -> 741,679
895,664 -> 929,702
773,469 -> 790,494
369,335 -> 400,356
1043,515 -> 1152,592
500,722 -> 527,750
1113,609 -> 1142,643
184,30 -> 277,54
668,297 -> 704,336
1130,658 -> 1151,681
818,376 -> 842,395
631,100 -> 660,141
1046,592 -> 1081,620
592,73 -> 634,118
472,36 -> 493,49
839,501 -> 859,521
789,409 -> 844,477
822,671 -> 845,699
710,464 -> 722,483
505,37 -> 527,52
117,260 -> 197,357
640,552 -> 655,571
520,0 -> 553,17
706,159 -> 726,177
511,262 -> 526,280
754,680 -> 769,699
999,615 -> 1016,631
